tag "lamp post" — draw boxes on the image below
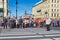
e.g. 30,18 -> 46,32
7,0 -> 8,17
16,0 -> 18,19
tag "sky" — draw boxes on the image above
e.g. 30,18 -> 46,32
8,0 -> 41,17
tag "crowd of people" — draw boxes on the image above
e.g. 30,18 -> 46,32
0,17 -> 60,30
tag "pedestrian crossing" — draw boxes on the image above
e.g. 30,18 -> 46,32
29,38 -> 60,40
0,35 -> 43,39
0,28 -> 60,40
0,34 -> 60,40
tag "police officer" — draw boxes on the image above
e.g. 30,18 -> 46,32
45,17 -> 51,31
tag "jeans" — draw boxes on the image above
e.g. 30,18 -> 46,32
3,24 -> 7,29
19,24 -> 23,28
46,24 -> 50,31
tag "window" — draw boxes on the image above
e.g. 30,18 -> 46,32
57,0 -> 59,3
52,9 -> 53,11
52,13 -> 53,17
37,10 -> 41,13
57,9 -> 59,11
52,4 -> 57,7
52,0 -> 53,2
45,12 -> 48,14
52,4 -> 53,7
54,9 -> 56,11
54,13 -> 56,17
54,0 -> 56,3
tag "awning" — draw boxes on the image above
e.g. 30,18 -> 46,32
41,17 -> 46,21
0,8 -> 3,12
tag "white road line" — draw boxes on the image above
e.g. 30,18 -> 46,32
29,39 -> 52,40
0,35 -> 43,39
53,38 -> 60,40
45,34 -> 60,37
0,33 -> 36,36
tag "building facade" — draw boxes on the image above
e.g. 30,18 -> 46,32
0,0 -> 8,18
32,0 -> 60,19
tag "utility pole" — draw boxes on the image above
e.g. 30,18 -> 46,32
16,0 -> 18,19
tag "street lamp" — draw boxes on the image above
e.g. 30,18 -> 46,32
16,0 -> 18,19
7,0 -> 8,17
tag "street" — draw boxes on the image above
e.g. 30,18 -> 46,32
0,27 -> 60,40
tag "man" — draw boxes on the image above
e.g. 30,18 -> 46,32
3,17 -> 7,29
26,19 -> 29,28
10,18 -> 14,28
34,18 -> 39,28
18,17 -> 23,28
45,17 -> 51,31
29,18 -> 34,28
53,18 -> 57,27
58,18 -> 60,27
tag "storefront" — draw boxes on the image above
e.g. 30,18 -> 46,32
0,8 -> 3,17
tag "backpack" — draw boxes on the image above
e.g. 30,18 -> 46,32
18,19 -> 23,24
29,20 -> 34,24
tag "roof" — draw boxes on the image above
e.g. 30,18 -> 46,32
22,14 -> 33,18
33,0 -> 47,7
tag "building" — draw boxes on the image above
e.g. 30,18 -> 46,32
32,0 -> 60,19
22,14 -> 33,19
0,0 -> 8,18
22,11 -> 33,19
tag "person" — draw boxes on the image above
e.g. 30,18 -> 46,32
18,17 -> 23,28
16,19 -> 19,28
34,18 -> 39,28
58,18 -> 60,27
7,17 -> 10,27
45,17 -> 51,31
26,19 -> 29,28
23,19 -> 26,28
53,18 -> 57,27
38,18 -> 41,28
29,18 -> 34,28
10,18 -> 14,28
3,17 -> 7,29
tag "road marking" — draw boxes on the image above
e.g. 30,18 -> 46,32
53,38 -> 60,40
45,34 -> 60,37
29,39 -> 52,40
0,33 -> 36,36
0,35 -> 43,39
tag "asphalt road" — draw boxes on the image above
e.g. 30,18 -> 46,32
0,28 -> 2,33
0,27 -> 60,40
0,34 -> 60,40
